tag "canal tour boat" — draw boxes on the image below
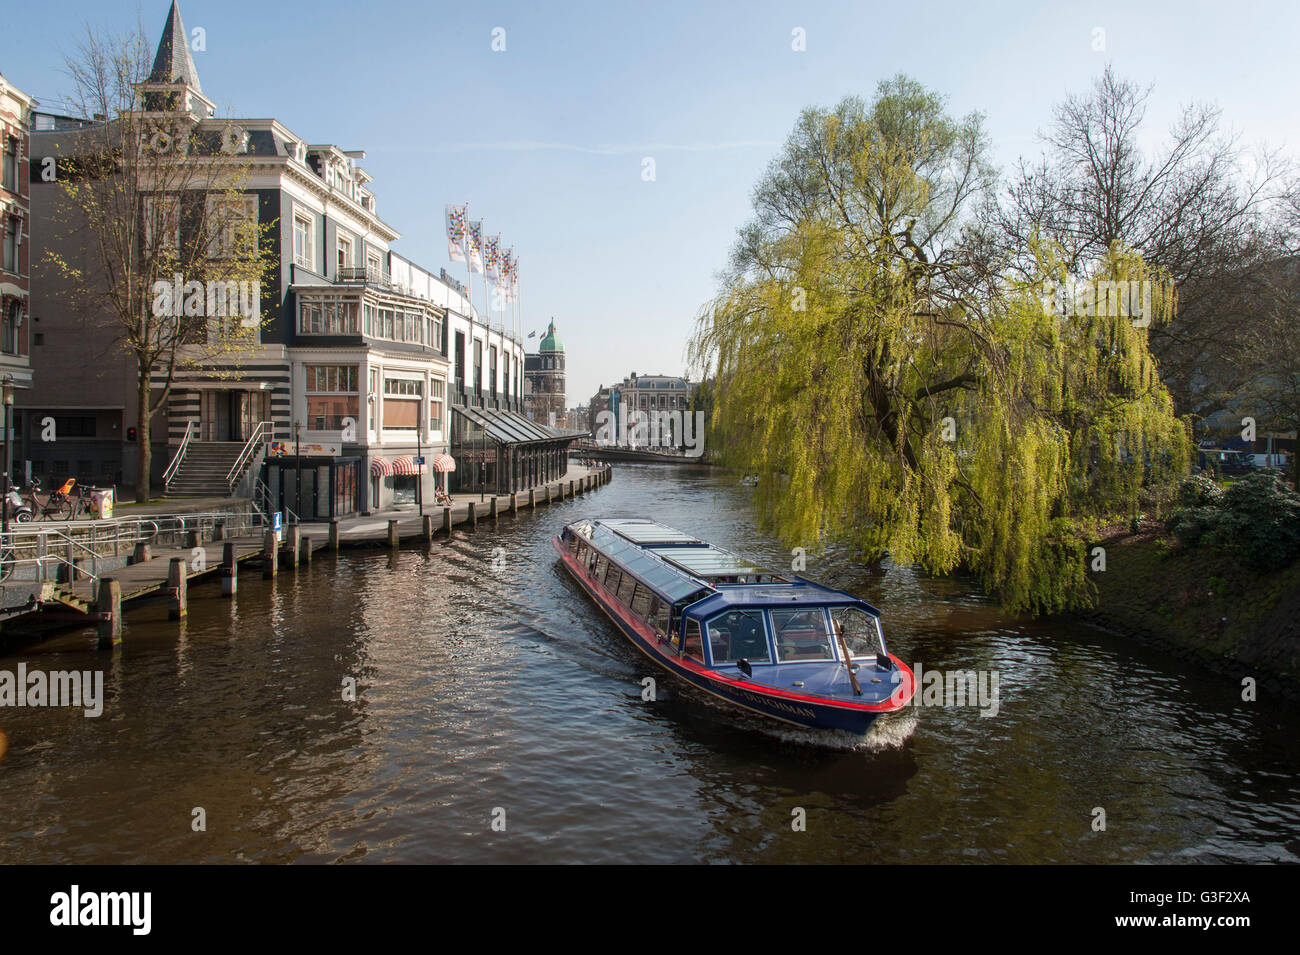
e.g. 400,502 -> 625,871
554,518 -> 915,734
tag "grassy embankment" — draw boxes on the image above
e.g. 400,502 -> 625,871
1081,522 -> 1300,696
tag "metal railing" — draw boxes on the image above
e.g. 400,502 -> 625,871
1,509 -> 262,587
251,475 -> 299,528
227,420 -> 273,493
337,265 -> 392,286
162,419 -> 195,493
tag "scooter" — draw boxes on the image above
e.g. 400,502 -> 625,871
4,486 -> 34,523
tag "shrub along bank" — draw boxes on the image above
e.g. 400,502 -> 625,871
1080,472 -> 1300,696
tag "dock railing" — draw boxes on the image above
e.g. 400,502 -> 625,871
0,509 -> 260,583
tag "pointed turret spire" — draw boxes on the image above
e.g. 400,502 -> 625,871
147,1 -> 202,92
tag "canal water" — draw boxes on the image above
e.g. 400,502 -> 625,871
1,464 -> 1297,863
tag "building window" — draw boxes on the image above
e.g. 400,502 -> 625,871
367,250 -> 383,282
429,379 -> 444,433
0,219 -> 16,274
382,376 -> 422,430
368,367 -> 380,431
143,195 -> 180,251
2,302 -> 22,355
490,346 -> 498,397
207,195 -> 257,258
1,136 -> 17,192
293,212 -> 314,269
473,339 -> 483,394
299,297 -> 359,334
305,364 -> 359,431
337,233 -> 353,273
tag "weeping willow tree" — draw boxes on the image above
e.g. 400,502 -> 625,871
690,77 -> 1190,613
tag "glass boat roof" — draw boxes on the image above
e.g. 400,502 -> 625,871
598,519 -> 701,545
648,546 -> 769,578
584,522 -> 711,603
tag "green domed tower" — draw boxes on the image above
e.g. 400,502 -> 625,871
524,319 -> 567,426
538,320 -> 562,353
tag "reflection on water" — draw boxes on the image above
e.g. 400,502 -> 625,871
0,464 -> 1297,863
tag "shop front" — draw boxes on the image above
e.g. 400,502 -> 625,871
264,440 -> 361,520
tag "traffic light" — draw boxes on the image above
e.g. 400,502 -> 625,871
126,427 -> 137,442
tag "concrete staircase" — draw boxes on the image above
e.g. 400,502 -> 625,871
165,441 -> 248,497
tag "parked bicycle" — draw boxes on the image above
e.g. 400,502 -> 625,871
22,477 -> 77,522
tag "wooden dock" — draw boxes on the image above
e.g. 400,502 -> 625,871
11,466 -> 613,645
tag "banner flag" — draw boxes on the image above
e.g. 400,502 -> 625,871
499,247 -> 514,303
484,234 -> 502,285
445,205 -> 468,263
467,220 -> 484,273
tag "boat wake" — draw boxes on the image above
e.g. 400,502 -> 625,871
752,708 -> 919,752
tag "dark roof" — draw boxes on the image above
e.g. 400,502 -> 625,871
683,583 -> 879,620
148,1 -> 203,91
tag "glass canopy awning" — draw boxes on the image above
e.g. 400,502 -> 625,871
452,405 -> 586,445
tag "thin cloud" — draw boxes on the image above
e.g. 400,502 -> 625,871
405,140 -> 781,155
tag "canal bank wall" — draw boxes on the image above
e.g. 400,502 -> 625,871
1077,528 -> 1300,699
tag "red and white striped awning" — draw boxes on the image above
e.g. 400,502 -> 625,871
432,453 -> 456,473
391,455 -> 427,476
370,456 -> 392,477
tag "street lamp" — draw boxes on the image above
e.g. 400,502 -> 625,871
1,376 -> 13,536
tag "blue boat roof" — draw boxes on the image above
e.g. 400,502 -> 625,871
682,581 -> 880,620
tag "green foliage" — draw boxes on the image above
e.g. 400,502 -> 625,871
1176,474 -> 1225,508
1166,470 -> 1300,570
691,78 -> 1190,614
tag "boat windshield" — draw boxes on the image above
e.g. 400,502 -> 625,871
706,609 -> 770,665
830,606 -> 886,658
771,608 -> 835,661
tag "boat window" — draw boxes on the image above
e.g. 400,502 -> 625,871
683,619 -> 704,662
648,596 -> 669,634
605,567 -> 622,593
593,553 -> 609,580
706,609 -> 771,666
771,608 -> 835,661
616,574 -> 637,606
630,584 -> 653,620
830,607 -> 885,658
575,541 -> 587,561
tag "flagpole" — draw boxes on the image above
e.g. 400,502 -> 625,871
479,221 -> 488,333
463,204 -> 473,320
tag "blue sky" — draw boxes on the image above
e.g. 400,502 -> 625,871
5,0 -> 1299,404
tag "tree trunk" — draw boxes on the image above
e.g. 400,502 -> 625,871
135,366 -> 152,502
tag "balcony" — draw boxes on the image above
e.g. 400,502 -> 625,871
337,265 -> 391,287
